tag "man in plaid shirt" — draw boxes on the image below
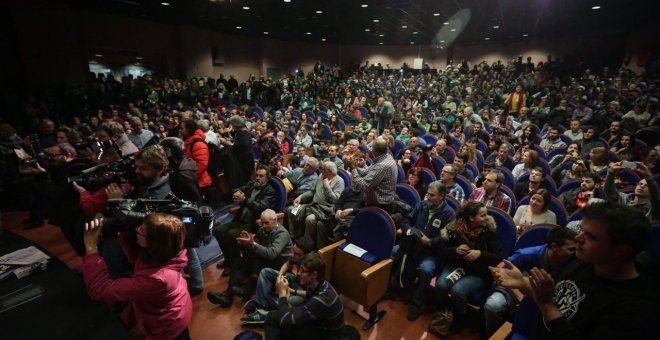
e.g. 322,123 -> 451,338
469,170 -> 512,213
440,165 -> 465,203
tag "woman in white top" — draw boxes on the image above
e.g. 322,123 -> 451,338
513,188 -> 557,234
512,149 -> 540,180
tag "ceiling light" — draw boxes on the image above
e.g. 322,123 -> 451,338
161,2 -> 170,6
361,4 -> 368,8
283,0 -> 291,2
450,28 -> 456,32
365,28 -> 370,32
433,13 -> 440,16
321,38 -> 326,41
316,10 -> 322,14
94,54 -> 103,57
401,25 -> 407,28
236,26 -> 242,29
410,41 -> 414,45
591,5 -> 601,10
443,22 -> 449,25
379,42 -> 383,45
493,25 -> 499,29
522,33 -> 529,37
379,34 -> 384,37
373,19 -> 379,22
412,31 -> 418,34
136,56 -> 143,60
440,40 -> 445,43
484,37 -> 490,40
242,6 -> 250,10
306,32 -> 311,35
264,31 -> 269,35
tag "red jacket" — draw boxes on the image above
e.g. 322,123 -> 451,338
83,234 -> 192,340
183,129 -> 212,188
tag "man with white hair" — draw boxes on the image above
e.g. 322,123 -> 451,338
462,106 -> 484,129
289,161 -> 344,244
127,116 -> 153,149
344,137 -> 397,208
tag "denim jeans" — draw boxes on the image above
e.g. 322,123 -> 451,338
434,266 -> 488,315
256,268 -> 303,309
483,291 -> 510,337
391,245 -> 441,306
184,247 -> 204,293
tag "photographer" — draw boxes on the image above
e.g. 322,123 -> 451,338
96,122 -> 139,156
82,214 -> 192,340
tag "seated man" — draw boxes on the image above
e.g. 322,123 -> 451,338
513,166 -> 545,200
282,157 -> 319,204
539,126 -> 567,154
241,237 -> 315,324
397,182 -> 456,321
453,152 -> 475,182
483,227 -> 577,337
264,252 -> 345,340
469,169 -> 512,213
287,162 -> 344,243
557,172 -> 602,215
208,209 -> 293,307
439,165 -> 465,203
214,164 -> 275,272
604,161 -> 660,220
323,145 -> 344,169
493,143 -> 516,170
492,202 -> 658,338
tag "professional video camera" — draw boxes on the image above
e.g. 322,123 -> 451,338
102,196 -> 214,248
75,138 -> 119,160
67,154 -> 136,191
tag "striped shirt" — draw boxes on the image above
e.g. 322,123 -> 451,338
276,280 -> 344,337
351,153 -> 398,206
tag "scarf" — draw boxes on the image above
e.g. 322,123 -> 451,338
457,219 -> 484,248
506,92 -> 525,113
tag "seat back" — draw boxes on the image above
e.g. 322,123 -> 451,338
269,177 -> 287,214
496,166 -> 515,190
514,226 -> 552,251
431,156 -> 446,178
337,168 -> 352,189
445,195 -> 460,212
557,179 -> 581,197
345,207 -> 396,263
454,175 -> 473,198
447,136 -> 462,152
321,125 -> 333,140
423,134 -> 438,147
510,296 -> 540,340
396,183 -> 421,208
466,162 -> 480,179
397,164 -> 406,183
394,140 -> 406,159
546,147 -> 567,161
567,210 -> 583,223
499,185 -> 517,215
420,167 -> 437,186
487,207 -> 517,258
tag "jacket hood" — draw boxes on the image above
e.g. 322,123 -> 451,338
185,129 -> 207,144
441,215 -> 497,240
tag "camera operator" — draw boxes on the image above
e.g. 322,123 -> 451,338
42,142 -> 93,255
160,137 -> 202,204
96,122 -> 139,156
0,123 -> 45,229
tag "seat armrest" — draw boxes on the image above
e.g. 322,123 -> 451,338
360,258 -> 393,282
318,239 -> 344,281
276,212 -> 284,225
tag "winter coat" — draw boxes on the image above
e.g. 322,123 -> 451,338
183,129 -> 212,188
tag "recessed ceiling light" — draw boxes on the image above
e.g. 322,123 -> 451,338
361,4 -> 368,8
443,22 -> 449,25
365,28 -> 370,32
412,31 -> 418,34
321,38 -> 326,41
433,13 -> 440,16
236,26 -> 242,29
136,56 -> 143,60
522,33 -> 529,37
591,5 -> 601,10
373,19 -> 379,22
450,28 -> 456,32
242,6 -> 250,10
306,32 -> 312,35
161,2 -> 170,6
410,41 -> 414,44
316,10 -> 322,14
379,42 -> 383,45
379,34 -> 384,37
484,37 -> 490,40
440,40 -> 445,43
401,25 -> 407,28
94,54 -> 103,57
493,25 -> 499,29
264,31 -> 269,35
283,0 -> 291,2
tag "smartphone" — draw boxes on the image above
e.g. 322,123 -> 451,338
622,160 -> 636,169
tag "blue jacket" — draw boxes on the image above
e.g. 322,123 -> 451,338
507,244 -> 548,271
401,200 -> 456,246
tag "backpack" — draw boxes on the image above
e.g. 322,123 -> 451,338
393,229 -> 427,288
189,139 -> 223,180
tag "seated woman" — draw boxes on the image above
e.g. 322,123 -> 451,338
413,144 -> 436,174
407,167 -> 428,199
398,148 -> 415,174
512,188 -> 557,234
82,214 -> 192,340
512,149 -> 540,180
434,202 -> 502,334
587,146 -> 608,174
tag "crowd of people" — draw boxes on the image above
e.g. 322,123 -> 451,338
1,54 -> 659,339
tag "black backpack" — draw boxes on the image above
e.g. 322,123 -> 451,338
189,139 -> 223,180
393,229 -> 427,288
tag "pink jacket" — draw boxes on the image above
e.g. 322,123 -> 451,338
83,235 -> 192,340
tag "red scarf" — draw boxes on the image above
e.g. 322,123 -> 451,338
506,92 -> 525,113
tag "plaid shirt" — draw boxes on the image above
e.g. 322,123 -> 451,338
442,180 -> 465,203
351,153 -> 397,206
469,187 -> 512,213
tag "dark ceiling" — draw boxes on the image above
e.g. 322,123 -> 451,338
57,0 -> 659,46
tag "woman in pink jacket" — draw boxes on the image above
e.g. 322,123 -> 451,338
82,213 -> 193,340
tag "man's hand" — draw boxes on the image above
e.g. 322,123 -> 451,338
275,275 -> 290,298
456,244 -> 470,255
343,157 -> 355,169
608,161 -> 623,173
634,162 -> 652,179
293,196 -> 302,205
72,181 -> 87,193
323,178 -> 331,189
236,230 -> 255,246
463,249 -> 481,262
84,218 -> 104,254
490,259 -> 526,289
233,190 -> 246,202
529,267 -> 555,306
105,183 -> 124,199
421,234 -> 432,246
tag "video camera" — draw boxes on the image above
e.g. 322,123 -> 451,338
67,154 -> 136,191
75,139 -> 119,160
102,196 -> 214,248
